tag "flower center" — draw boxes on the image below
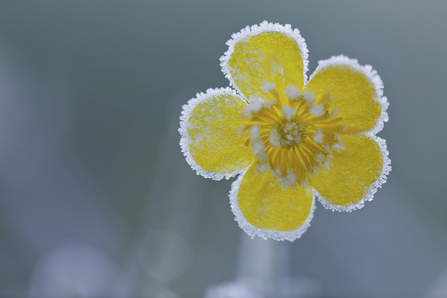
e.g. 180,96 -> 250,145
242,81 -> 345,188
275,118 -> 307,149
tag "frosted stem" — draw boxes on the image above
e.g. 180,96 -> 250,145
205,232 -> 322,298
236,232 -> 290,282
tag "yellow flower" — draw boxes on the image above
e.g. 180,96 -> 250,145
179,22 -> 390,241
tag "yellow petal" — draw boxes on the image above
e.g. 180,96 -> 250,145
305,56 -> 388,134
230,164 -> 315,241
311,134 -> 390,211
180,88 -> 255,180
221,22 -> 308,105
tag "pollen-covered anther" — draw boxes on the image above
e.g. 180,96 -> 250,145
284,84 -> 301,100
260,79 -> 276,93
248,124 -> 268,161
303,90 -> 315,106
309,104 -> 325,117
242,96 -> 276,117
281,105 -> 296,121
312,127 -> 324,144
269,127 -> 281,149
255,160 -> 270,173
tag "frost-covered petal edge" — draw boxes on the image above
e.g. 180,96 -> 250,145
220,20 -> 309,100
308,55 -> 389,135
229,169 -> 316,242
315,135 -> 391,212
179,87 -> 248,181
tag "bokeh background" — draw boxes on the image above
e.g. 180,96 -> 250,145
0,1 -> 446,298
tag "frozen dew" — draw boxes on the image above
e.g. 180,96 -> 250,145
284,84 -> 301,100
309,104 -> 325,117
260,79 -> 276,93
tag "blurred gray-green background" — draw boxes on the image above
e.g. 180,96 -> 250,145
0,1 -> 446,298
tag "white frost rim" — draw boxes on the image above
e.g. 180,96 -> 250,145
229,166 -> 316,242
307,55 -> 389,135
315,134 -> 391,212
178,87 -> 248,181
220,20 -> 310,101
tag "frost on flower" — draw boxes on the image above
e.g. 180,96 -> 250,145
179,21 -> 390,241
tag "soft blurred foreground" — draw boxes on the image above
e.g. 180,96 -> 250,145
0,1 -> 447,298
